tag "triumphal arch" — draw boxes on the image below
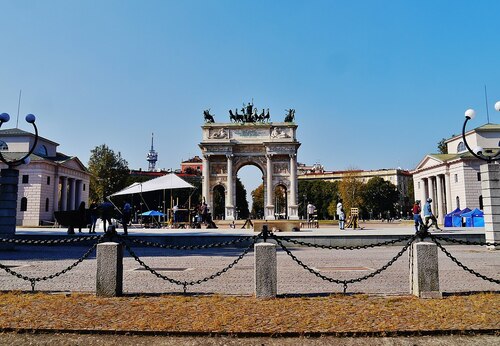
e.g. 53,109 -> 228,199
199,104 -> 300,221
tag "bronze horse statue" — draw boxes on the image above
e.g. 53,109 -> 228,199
284,109 -> 295,122
203,109 -> 215,123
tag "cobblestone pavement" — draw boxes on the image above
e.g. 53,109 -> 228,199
0,333 -> 498,345
0,241 -> 498,295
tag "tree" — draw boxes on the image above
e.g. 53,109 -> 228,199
437,138 -> 448,154
235,178 -> 249,219
362,177 -> 400,219
251,184 -> 264,218
338,170 -> 364,217
298,180 -> 339,219
88,144 -> 129,204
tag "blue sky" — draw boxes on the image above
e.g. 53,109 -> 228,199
1,0 -> 500,194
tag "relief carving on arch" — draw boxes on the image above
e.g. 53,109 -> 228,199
273,162 -> 289,174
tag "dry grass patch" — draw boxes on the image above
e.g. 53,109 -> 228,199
0,292 -> 498,334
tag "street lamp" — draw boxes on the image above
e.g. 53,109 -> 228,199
462,101 -> 500,162
0,113 -> 38,167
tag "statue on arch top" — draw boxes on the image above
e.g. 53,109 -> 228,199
203,109 -> 215,123
284,109 -> 295,122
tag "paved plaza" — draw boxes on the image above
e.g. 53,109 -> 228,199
0,223 -> 498,295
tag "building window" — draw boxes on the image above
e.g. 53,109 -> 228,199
0,140 -> 8,151
479,195 -> 483,210
477,172 -> 481,181
83,184 -> 86,191
417,182 -> 420,189
47,176 -> 50,185
454,174 -> 458,183
20,197 -> 27,212
22,175 -> 29,184
457,142 -> 466,153
45,198 -> 50,212
456,196 -> 460,210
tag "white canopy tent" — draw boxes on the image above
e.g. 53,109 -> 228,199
110,173 -> 194,197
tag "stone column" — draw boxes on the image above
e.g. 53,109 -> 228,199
445,173 -> 452,213
202,154 -> 210,205
75,180 -> 83,207
0,168 -> 19,240
96,242 -> 123,297
254,242 -> 277,298
436,175 -> 444,225
410,241 -> 441,298
225,154 -> 235,220
68,178 -> 76,210
60,177 -> 68,211
265,154 -> 274,220
480,164 -> 500,250
425,178 -> 431,202
288,154 -> 299,220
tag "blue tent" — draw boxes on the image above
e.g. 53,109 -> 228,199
461,208 -> 484,227
140,210 -> 165,217
452,207 -> 471,227
444,207 -> 461,227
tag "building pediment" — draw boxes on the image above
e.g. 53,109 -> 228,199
414,155 -> 446,171
59,157 -> 88,172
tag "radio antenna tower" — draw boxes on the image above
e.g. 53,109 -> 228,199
146,132 -> 158,171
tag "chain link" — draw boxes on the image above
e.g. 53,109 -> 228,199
0,238 -> 102,291
430,235 -> 500,284
432,235 -> 500,247
122,236 -> 258,292
0,235 -> 102,245
126,234 -> 258,250
272,233 -> 416,293
274,234 -> 414,250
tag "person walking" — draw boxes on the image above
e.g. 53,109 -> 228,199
424,198 -> 441,231
100,201 -> 114,232
412,200 -> 424,232
307,202 -> 315,223
337,199 -> 345,230
122,202 -> 131,235
77,201 -> 86,233
88,202 -> 98,233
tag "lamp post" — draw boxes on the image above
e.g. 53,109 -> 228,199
462,101 -> 500,249
0,113 -> 39,240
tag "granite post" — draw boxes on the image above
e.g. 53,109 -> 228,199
410,241 -> 441,298
96,242 -> 123,297
480,163 -> 500,250
255,242 -> 277,298
0,168 -> 19,250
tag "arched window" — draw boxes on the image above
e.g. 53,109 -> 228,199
456,196 -> 460,210
20,197 -> 28,212
0,140 -> 8,151
479,195 -> 483,210
36,145 -> 48,156
45,198 -> 50,212
457,142 -> 466,153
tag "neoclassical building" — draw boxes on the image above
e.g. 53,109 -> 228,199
412,124 -> 500,224
0,128 -> 89,226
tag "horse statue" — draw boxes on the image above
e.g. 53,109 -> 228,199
257,109 -> 265,122
229,109 -> 237,122
203,109 -> 215,123
284,109 -> 295,122
263,108 -> 270,122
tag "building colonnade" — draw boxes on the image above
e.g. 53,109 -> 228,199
58,176 -> 85,211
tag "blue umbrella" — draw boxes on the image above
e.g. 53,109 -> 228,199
140,210 -> 165,217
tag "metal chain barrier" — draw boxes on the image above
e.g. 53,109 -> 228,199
272,233 -> 417,293
0,235 -> 102,245
430,235 -> 500,285
121,235 -> 259,293
274,234 -> 414,250
0,237 -> 103,291
126,234 -> 257,250
432,235 -> 500,247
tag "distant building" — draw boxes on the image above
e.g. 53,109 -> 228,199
412,123 -> 500,224
298,166 -> 413,217
180,156 -> 202,175
0,128 -> 89,226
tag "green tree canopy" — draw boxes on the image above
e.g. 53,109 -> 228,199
88,144 -> 129,204
298,180 -> 339,219
338,170 -> 364,216
362,177 -> 400,218
437,138 -> 448,154
235,178 -> 249,219
251,184 -> 264,218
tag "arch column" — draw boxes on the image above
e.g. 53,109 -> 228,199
265,154 -> 275,220
225,154 -> 235,220
288,154 -> 299,220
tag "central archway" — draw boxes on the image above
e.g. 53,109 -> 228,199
199,121 -> 300,221
236,162 -> 264,220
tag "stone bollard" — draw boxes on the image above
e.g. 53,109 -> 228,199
96,241 -> 123,297
480,163 -> 500,250
254,242 -> 277,298
410,241 -> 441,298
